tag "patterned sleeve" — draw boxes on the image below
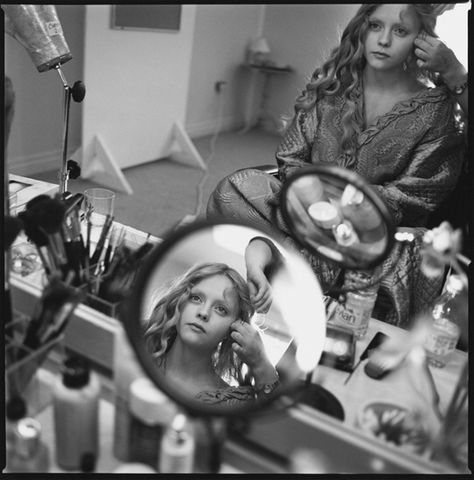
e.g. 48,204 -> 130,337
373,100 -> 465,226
275,103 -> 319,182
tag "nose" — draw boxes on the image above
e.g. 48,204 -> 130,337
197,304 -> 210,321
378,29 -> 391,47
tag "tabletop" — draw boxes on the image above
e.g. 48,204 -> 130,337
313,317 -> 467,430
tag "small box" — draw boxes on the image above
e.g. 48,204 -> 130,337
9,174 -> 59,214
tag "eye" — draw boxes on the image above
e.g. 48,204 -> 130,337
394,27 -> 408,36
189,294 -> 202,303
215,305 -> 229,316
368,21 -> 381,31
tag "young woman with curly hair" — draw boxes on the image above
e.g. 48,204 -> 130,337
207,4 -> 466,328
144,262 -> 279,405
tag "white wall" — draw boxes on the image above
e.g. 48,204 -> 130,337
185,4 -> 263,137
81,5 -> 197,170
262,4 -> 359,127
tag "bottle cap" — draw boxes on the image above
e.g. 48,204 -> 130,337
308,201 -> 341,229
80,452 -> 96,472
15,418 -> 41,458
446,274 -> 464,294
61,355 -> 90,388
6,396 -> 27,421
129,377 -> 172,425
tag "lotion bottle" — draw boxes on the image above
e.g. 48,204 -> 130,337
159,413 -> 195,473
53,354 -> 100,470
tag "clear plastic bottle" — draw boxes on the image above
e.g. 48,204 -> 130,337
6,418 -> 50,472
424,274 -> 466,368
331,266 -> 382,339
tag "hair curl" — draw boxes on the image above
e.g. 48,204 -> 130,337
286,4 -> 441,166
144,262 -> 254,384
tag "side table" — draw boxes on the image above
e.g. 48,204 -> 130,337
239,63 -> 293,133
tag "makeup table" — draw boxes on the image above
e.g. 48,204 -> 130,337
237,317 -> 467,473
6,175 -> 467,473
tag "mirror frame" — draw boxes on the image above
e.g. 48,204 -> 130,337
279,165 -> 397,271
121,218 -> 317,418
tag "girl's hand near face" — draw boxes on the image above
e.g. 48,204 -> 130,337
246,263 -> 272,313
231,320 -> 276,385
414,32 -> 466,84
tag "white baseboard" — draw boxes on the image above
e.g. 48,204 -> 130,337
185,114 -> 241,139
7,145 -> 80,177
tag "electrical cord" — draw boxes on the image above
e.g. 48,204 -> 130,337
174,87 -> 226,228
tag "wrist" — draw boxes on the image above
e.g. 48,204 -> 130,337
253,360 -> 278,386
254,368 -> 280,395
441,66 -> 468,94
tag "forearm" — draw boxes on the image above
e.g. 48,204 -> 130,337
441,65 -> 468,116
246,237 -> 276,270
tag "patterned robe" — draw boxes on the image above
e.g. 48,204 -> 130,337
207,83 -> 465,328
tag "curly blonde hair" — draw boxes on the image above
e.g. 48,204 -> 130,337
287,4 -> 441,167
144,262 -> 254,384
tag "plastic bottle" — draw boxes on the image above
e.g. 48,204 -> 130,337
424,274 -> 467,368
5,418 -> 50,472
331,266 -> 382,339
129,377 -> 176,468
6,396 -> 27,462
159,413 -> 195,473
53,354 -> 100,470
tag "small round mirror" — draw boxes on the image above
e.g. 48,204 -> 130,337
280,166 -> 396,270
122,220 -> 326,417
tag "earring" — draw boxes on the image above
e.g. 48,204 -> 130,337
403,61 -> 408,72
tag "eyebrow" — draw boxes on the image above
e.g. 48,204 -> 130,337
369,15 -> 410,27
191,287 -> 232,309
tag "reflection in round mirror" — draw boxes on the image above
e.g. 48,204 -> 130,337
122,220 -> 326,417
280,166 -> 396,271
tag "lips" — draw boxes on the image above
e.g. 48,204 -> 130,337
372,51 -> 389,58
187,322 -> 206,333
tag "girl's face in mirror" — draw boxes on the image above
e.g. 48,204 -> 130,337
177,274 -> 240,351
364,4 -> 421,72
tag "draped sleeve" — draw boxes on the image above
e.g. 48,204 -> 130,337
371,95 -> 465,226
195,385 -> 256,406
275,102 -> 319,182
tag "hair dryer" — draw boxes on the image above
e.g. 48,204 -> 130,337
4,4 -> 72,72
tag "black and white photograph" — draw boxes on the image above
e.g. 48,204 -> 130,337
3,3 -> 470,474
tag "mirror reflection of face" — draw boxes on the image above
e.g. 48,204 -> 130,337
364,4 -> 421,72
178,274 -> 239,352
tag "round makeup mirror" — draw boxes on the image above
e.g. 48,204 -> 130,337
280,165 -> 396,271
121,219 -> 327,418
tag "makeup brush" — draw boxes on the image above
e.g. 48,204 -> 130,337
19,277 -> 83,357
19,210 -> 55,277
5,215 -> 24,250
20,195 -> 68,274
29,195 -> 68,267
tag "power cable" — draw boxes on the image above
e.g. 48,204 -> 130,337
174,86 -> 226,228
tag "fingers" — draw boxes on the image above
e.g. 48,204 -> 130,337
253,288 -> 272,312
414,48 -> 428,60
